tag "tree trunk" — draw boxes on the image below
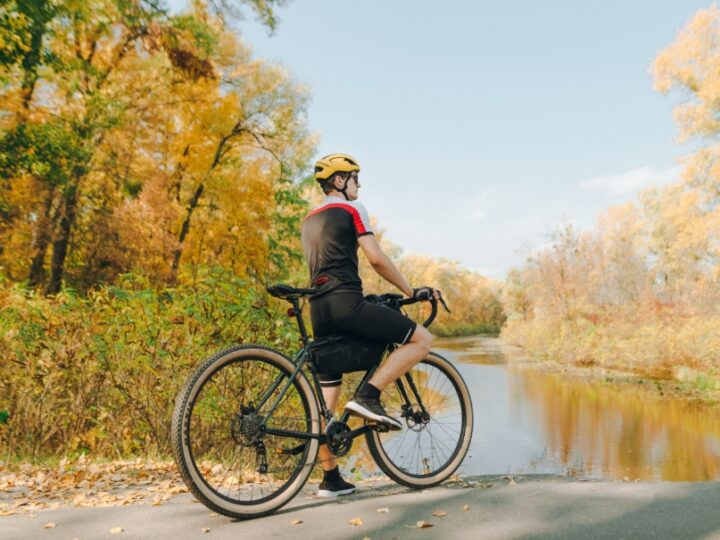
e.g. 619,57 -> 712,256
27,187 -> 57,288
46,184 -> 79,295
169,134 -> 233,279
18,0 -> 53,114
171,182 -> 204,278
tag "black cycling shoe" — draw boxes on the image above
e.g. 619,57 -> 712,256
317,476 -> 356,498
345,397 -> 403,431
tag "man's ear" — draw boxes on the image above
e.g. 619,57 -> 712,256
331,174 -> 341,190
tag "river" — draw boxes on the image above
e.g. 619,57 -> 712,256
431,335 -> 720,481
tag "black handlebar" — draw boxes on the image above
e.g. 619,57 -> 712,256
374,290 -> 450,328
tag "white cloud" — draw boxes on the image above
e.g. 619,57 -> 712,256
467,190 -> 489,220
579,165 -> 681,195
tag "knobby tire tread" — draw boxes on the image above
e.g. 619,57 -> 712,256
170,345 -> 319,520
365,351 -> 473,488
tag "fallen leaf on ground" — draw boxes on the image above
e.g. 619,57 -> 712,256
406,520 -> 434,529
110,526 -> 124,533
432,510 -> 447,517
43,522 -> 56,528
349,518 -> 364,526
463,504 -> 470,511
376,507 -> 389,513
0,458 -> 191,514
290,519 -> 303,525
202,528 -> 211,533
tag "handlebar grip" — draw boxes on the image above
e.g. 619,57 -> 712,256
422,298 -> 438,328
396,296 -> 438,327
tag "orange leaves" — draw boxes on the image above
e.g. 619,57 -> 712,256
0,458 -> 189,516
360,240 -> 504,336
0,1 -> 314,290
652,5 -> 720,139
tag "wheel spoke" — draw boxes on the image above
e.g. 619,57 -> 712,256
368,355 -> 471,482
180,351 -> 316,509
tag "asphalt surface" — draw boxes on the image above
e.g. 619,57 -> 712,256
3,475 -> 720,540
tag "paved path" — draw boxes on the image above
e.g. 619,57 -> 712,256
2,475 -> 720,539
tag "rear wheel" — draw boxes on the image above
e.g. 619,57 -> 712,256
171,346 -> 320,519
365,351 -> 473,487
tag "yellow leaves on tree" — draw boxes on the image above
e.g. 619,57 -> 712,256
652,5 -> 720,142
358,230 -> 505,336
0,1 -> 314,290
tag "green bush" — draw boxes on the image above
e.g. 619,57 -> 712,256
0,267 -> 301,460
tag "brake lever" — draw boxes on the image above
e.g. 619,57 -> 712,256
437,290 -> 451,313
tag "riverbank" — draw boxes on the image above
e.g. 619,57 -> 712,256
481,336 -> 720,406
501,314 -> 720,405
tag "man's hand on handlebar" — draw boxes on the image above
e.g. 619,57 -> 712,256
411,286 -> 451,313
412,286 -> 434,301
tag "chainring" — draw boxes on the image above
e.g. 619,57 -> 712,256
325,420 -> 352,457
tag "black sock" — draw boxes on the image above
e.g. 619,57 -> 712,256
357,383 -> 381,401
323,466 -> 341,481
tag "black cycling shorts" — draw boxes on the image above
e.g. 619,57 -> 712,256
309,291 -> 417,388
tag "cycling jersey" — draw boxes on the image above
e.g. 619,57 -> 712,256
301,196 -> 374,296
301,195 -> 416,387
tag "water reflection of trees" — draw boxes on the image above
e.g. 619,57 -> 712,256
514,370 -> 720,480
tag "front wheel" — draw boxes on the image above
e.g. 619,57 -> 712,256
365,351 -> 473,488
171,345 -> 320,519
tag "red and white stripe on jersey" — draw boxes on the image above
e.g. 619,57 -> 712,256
306,197 -> 373,236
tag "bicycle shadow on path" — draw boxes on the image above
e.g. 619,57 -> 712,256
267,474 -> 720,540
271,473 -> 538,518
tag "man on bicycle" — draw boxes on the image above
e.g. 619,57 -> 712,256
301,153 -> 437,497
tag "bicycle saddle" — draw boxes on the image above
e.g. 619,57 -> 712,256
267,283 -> 317,299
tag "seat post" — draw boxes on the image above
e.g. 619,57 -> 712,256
292,298 -> 310,345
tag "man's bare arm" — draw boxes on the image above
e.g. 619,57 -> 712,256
358,235 -> 413,297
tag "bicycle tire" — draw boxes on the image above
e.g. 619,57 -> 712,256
365,351 -> 473,488
171,345 -> 320,519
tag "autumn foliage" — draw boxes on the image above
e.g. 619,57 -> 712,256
0,0 -> 313,291
501,6 -> 720,387
0,1 -> 502,460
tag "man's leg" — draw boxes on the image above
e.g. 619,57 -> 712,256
316,384 -> 356,497
318,385 -> 341,471
368,324 -> 433,390
345,324 -> 433,430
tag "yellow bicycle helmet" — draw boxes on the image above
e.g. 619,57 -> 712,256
314,153 -> 360,181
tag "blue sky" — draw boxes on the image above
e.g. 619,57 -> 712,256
169,1 -> 710,279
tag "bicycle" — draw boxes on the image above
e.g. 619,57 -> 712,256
171,284 -> 474,519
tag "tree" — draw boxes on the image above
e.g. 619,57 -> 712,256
0,0 -> 312,291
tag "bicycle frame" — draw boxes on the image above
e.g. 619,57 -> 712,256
255,295 -> 430,449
